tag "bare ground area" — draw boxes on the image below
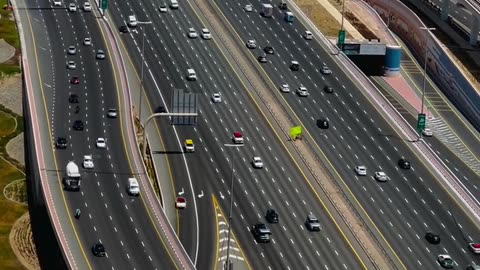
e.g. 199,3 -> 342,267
0,74 -> 22,116
9,213 -> 40,270
6,133 -> 24,166
294,0 -> 350,38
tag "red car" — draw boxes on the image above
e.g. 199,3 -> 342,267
70,76 -> 80,84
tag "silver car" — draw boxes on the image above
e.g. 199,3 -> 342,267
67,46 -> 76,55
96,49 -> 105,59
67,61 -> 76,70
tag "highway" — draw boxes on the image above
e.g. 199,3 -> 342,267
431,0 -> 480,37
105,0 -> 370,269
21,0 -> 178,268
213,0 -> 480,269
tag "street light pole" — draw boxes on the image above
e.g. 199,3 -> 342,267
418,27 -> 435,141
136,21 -> 152,126
223,143 -> 244,270
419,27 -> 435,116
340,0 -> 345,31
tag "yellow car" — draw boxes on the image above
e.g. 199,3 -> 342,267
184,139 -> 194,152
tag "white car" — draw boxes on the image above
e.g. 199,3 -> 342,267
252,157 -> 264,168
320,65 -> 332,75
83,37 -> 92,46
187,28 -> 198,38
83,2 -> 91,11
244,4 -> 253,12
53,0 -> 61,6
68,3 -> 77,11
374,171 -> 388,182
437,254 -> 454,268
96,138 -> 106,149
296,86 -> 309,97
83,155 -> 94,169
279,83 -> 290,93
67,46 -> 76,55
246,39 -> 256,49
107,108 -> 118,118
176,197 -> 186,209
422,128 -> 433,137
212,93 -> 222,103
469,243 -> 480,254
159,4 -> 168,12
354,165 -> 367,176
304,30 -> 313,40
67,61 -> 76,70
201,28 -> 212,39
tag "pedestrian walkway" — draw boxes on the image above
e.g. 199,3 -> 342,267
0,39 -> 15,63
334,0 -> 480,175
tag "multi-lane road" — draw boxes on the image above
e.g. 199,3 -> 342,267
212,0 -> 480,268
19,0 -> 182,268
16,0 -> 480,269
105,0 -> 371,269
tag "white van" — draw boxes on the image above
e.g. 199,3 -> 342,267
304,31 -> 313,40
187,69 -> 197,81
170,0 -> 178,9
127,178 -> 140,195
128,15 -> 137,27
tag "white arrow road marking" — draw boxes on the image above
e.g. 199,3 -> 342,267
198,190 -> 204,198
178,188 -> 184,196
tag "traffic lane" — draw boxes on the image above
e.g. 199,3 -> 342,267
52,5 -> 172,268
112,1 -> 364,266
406,70 -> 480,159
137,13 -> 362,268
251,46 -> 475,267
163,5 -> 366,266
51,14 -> 145,270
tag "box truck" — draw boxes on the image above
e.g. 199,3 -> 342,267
64,161 -> 81,191
261,3 -> 273,17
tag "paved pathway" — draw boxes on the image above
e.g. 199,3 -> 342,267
0,39 -> 15,63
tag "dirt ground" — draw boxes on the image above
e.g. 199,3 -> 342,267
9,213 -> 40,270
294,0 -> 349,38
0,74 -> 22,116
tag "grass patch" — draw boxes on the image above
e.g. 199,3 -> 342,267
0,64 -> 21,78
0,0 -> 19,50
0,110 -> 15,137
4,180 -> 27,204
0,104 -> 26,269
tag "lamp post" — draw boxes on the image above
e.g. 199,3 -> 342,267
418,27 -> 435,140
419,27 -> 435,115
223,143 -> 244,270
137,21 -> 152,126
340,0 -> 345,32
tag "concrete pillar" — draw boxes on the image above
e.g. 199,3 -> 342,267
470,15 -> 480,45
440,0 -> 451,21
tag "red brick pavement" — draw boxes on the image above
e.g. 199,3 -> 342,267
383,75 -> 430,116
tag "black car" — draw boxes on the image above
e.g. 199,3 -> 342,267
155,105 -> 167,113
398,158 -> 411,169
265,209 -> 279,223
425,232 -> 440,244
258,55 -> 267,63
264,46 -> 274,54
324,85 -> 333,93
73,120 -> 84,131
252,223 -> 272,243
119,25 -> 129,33
92,243 -> 106,257
279,2 -> 287,10
55,137 -> 67,149
317,119 -> 329,129
290,61 -> 299,71
69,94 -> 79,103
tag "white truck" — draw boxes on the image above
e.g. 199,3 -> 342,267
64,161 -> 81,191
261,3 -> 273,17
